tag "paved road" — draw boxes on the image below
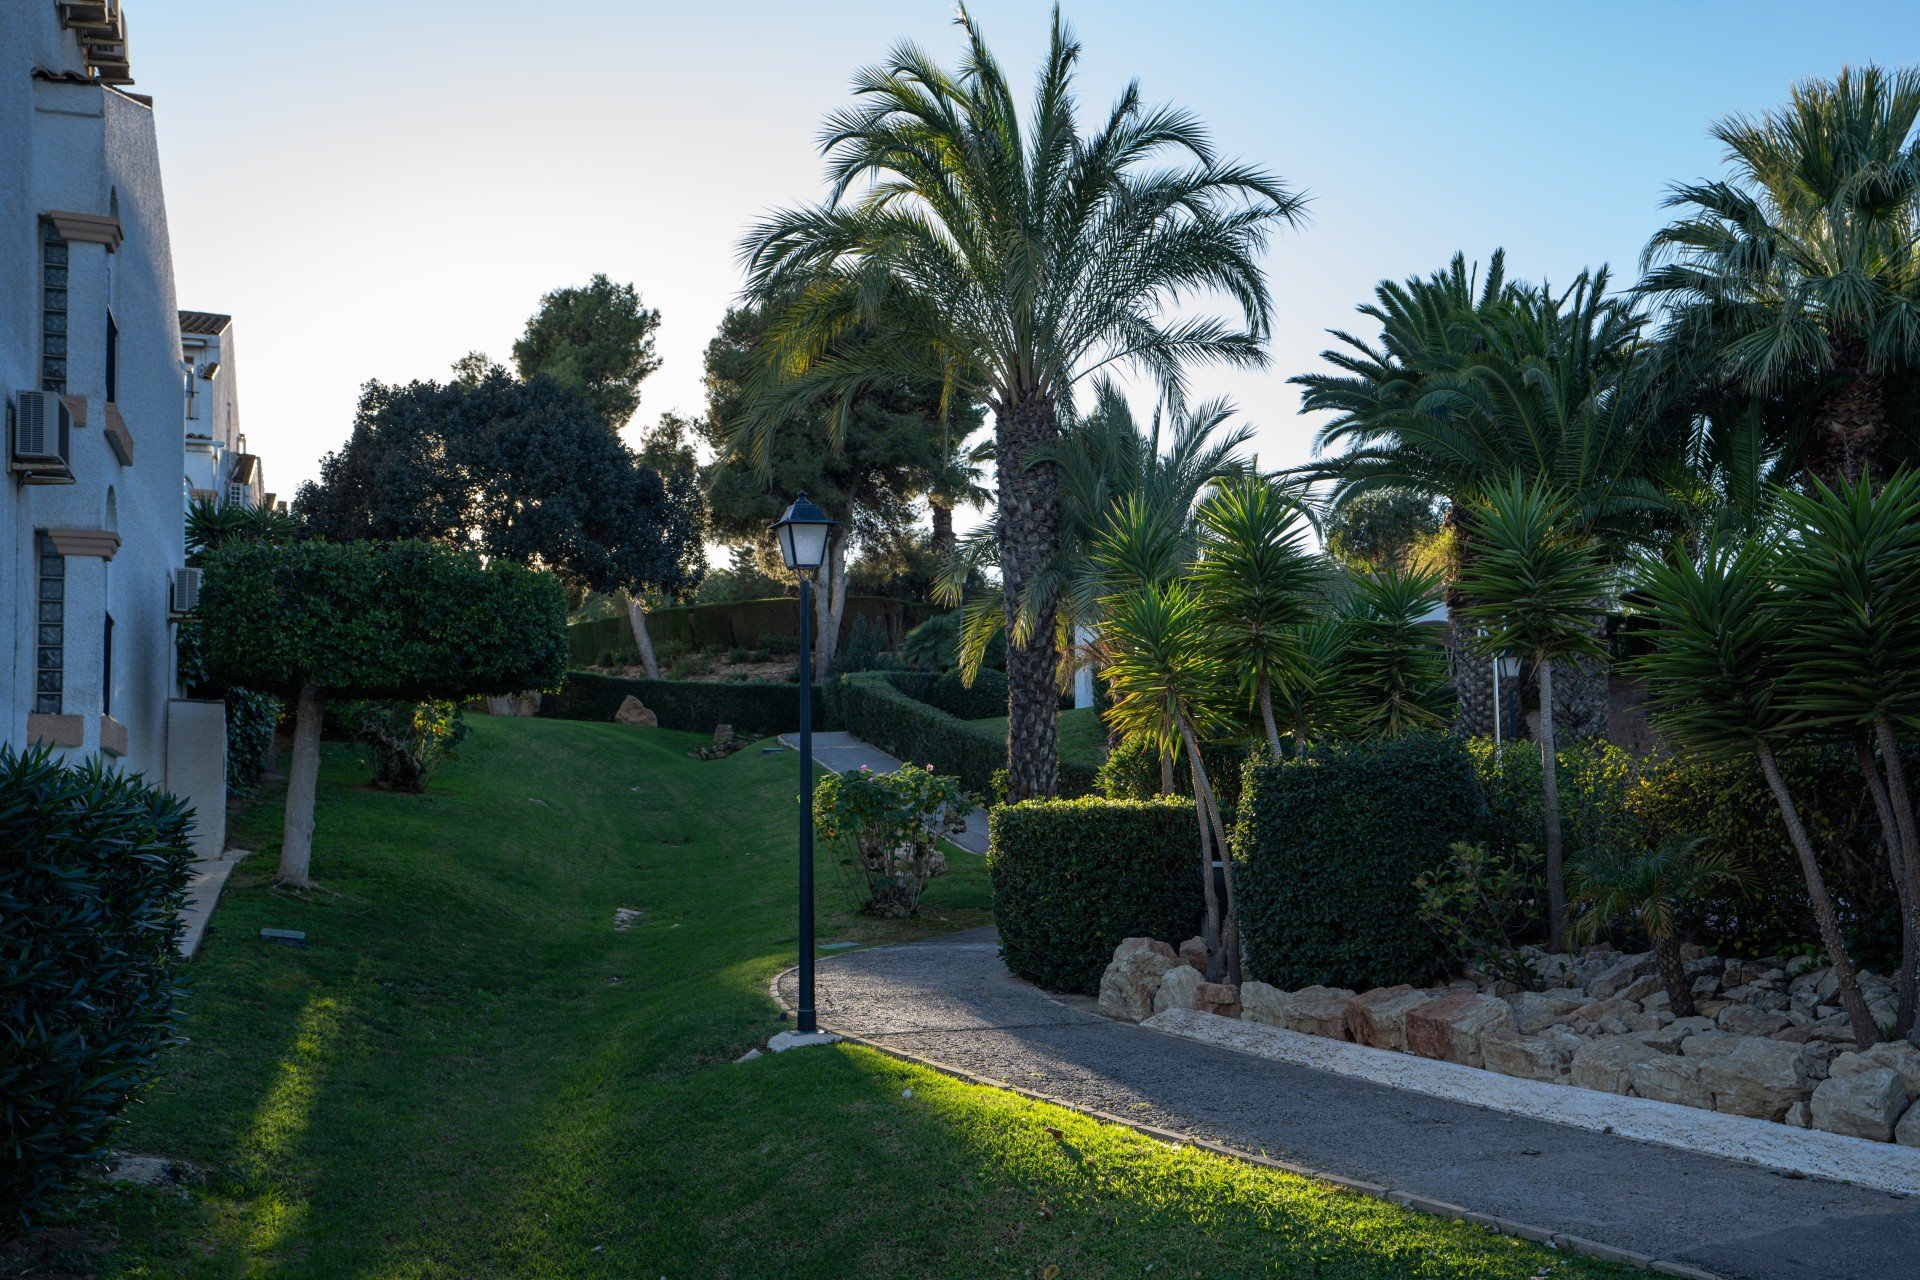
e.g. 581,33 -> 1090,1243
778,928 -> 1920,1280
778,730 -> 988,853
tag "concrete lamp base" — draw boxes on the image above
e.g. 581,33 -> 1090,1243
768,1031 -> 843,1053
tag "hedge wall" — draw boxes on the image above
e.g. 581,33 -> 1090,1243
538,671 -> 830,738
569,596 -> 942,666
989,797 -> 1204,994
831,672 -> 1098,798
1235,735 -> 1489,991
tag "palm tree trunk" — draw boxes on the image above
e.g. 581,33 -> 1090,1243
278,682 -> 324,889
1257,675 -> 1282,756
1758,744 -> 1878,1050
1652,930 -> 1696,1019
1159,751 -> 1175,796
930,498 -> 956,560
1537,660 -> 1569,952
1855,737 -> 1916,1037
996,395 -> 1062,801
1814,340 -> 1887,484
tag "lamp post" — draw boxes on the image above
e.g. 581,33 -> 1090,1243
1492,651 -> 1522,748
771,492 -> 836,1035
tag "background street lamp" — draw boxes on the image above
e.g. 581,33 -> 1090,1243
1492,651 -> 1522,748
772,492 -> 835,1036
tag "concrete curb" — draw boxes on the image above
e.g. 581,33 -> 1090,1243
767,966 -> 1714,1279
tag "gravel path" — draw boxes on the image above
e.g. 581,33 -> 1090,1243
778,731 -> 988,853
778,928 -> 1920,1280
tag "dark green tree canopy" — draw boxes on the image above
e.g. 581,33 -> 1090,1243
512,274 -> 662,429
199,540 -> 566,700
293,367 -> 703,598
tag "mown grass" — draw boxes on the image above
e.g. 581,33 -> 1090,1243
69,716 -> 1630,1278
975,706 -> 1110,775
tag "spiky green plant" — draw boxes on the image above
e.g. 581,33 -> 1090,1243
1631,538 -> 1879,1047
737,8 -> 1305,800
1455,478 -> 1612,951
1191,476 -> 1325,752
1570,836 -> 1757,1018
1337,565 -> 1454,741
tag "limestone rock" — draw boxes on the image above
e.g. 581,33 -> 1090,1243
1153,965 -> 1206,1016
1177,937 -> 1209,974
1196,981 -> 1241,1019
1098,940 -> 1181,1022
1569,996 -> 1641,1030
1700,1037 -> 1813,1120
1481,1030 -> 1570,1081
1506,990 -> 1584,1035
1569,1036 -> 1665,1095
1785,1100 -> 1811,1128
1809,1068 -> 1908,1142
1631,1053 -> 1711,1109
1615,973 -> 1664,1004
1587,953 -> 1657,998
614,695 -> 658,728
1829,1041 -> 1920,1096
1406,992 -> 1514,1067
1718,1005 -> 1791,1037
1643,1016 -> 1716,1054
1239,981 -> 1291,1028
1680,1031 -> 1744,1059
1283,985 -> 1356,1040
1347,985 -> 1435,1051
1898,1099 -> 1920,1148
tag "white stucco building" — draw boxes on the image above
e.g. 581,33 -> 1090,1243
2,1 -> 225,852
181,310 -> 276,512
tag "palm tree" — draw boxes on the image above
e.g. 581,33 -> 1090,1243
1191,476 -> 1324,752
736,8 -> 1305,799
1570,837 -> 1756,1018
1632,537 -> 1880,1048
1638,65 -> 1920,483
1337,565 -> 1455,741
1455,479 -> 1613,952
926,424 -> 993,560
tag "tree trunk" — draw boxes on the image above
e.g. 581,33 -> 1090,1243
1158,751 -> 1175,796
1257,675 -> 1282,756
931,499 -> 955,560
1856,737 -> 1916,1038
279,682 -> 324,889
1813,342 -> 1887,484
1537,661 -> 1569,952
996,395 -> 1061,801
626,593 -> 660,679
1873,716 -> 1920,1043
811,528 -> 851,680
1652,930 -> 1696,1019
1186,722 -> 1242,985
1187,745 -> 1222,969
1758,745 -> 1878,1049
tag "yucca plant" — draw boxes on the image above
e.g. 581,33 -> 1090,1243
1191,476 -> 1325,753
1337,565 -> 1454,741
1266,618 -> 1356,754
1100,582 -> 1241,979
1456,478 -> 1613,951
1773,470 -> 1920,1034
1632,538 -> 1879,1047
1570,836 -> 1757,1018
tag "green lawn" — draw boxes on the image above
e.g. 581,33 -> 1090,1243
72,716 -> 1629,1278
976,705 -> 1110,773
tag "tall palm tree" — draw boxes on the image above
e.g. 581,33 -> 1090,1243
1456,479 -> 1613,952
736,8 -> 1305,799
1639,65 -> 1920,483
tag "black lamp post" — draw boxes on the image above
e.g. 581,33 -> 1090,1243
771,492 -> 836,1035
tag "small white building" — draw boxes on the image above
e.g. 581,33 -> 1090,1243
1,1 -> 225,853
181,311 -> 275,512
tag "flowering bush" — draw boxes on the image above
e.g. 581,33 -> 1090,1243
814,764 -> 970,917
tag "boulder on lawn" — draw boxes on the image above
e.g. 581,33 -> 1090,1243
1569,1036 -> 1665,1095
1283,985 -> 1356,1040
1630,1053 -> 1710,1109
614,695 -> 659,728
1809,1068 -> 1908,1142
1506,990 -> 1584,1035
1347,985 -> 1435,1051
1239,981 -> 1291,1028
1177,937 -> 1209,974
1480,1030 -> 1571,1081
1098,939 -> 1181,1022
1153,965 -> 1207,1016
1700,1037 -> 1814,1121
1406,992 -> 1514,1067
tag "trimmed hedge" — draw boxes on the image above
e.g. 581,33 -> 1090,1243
539,671 -> 830,738
922,669 -> 1009,721
989,797 -> 1204,994
1,746 -> 194,1229
831,672 -> 1098,798
1235,735 -> 1490,991
568,596 -> 942,666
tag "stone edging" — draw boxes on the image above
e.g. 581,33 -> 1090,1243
767,966 -> 1720,1280
1142,1007 -> 1920,1197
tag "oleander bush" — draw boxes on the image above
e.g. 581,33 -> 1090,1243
540,671 -> 830,738
989,797 -> 1204,993
0,746 -> 194,1233
1235,735 -> 1489,990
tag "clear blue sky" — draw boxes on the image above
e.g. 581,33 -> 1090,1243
135,0 -> 1919,529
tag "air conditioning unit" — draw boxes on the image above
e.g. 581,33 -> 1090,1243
170,566 -> 203,616
11,390 -> 72,472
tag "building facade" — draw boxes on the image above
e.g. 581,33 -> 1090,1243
2,1 -> 225,852
181,310 -> 275,512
